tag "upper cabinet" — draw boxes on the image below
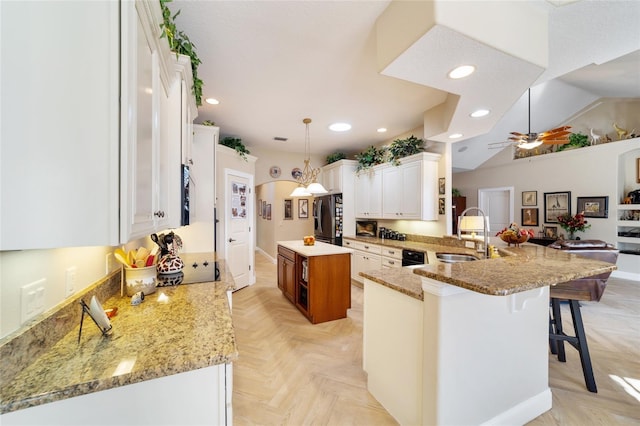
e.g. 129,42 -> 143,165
0,0 -> 195,250
355,153 -> 441,221
321,160 -> 357,194
0,1 -> 121,250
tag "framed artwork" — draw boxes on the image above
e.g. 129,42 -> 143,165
521,208 -> 539,226
262,200 -> 267,218
577,196 -> 609,218
258,199 -> 262,216
522,190 -> 537,206
543,226 -> 558,239
637,158 -> 640,183
291,168 -> 302,179
438,197 -> 445,214
269,166 -> 281,179
266,204 -> 272,220
544,191 -> 571,223
298,199 -> 309,219
438,178 -> 445,195
284,199 -> 293,220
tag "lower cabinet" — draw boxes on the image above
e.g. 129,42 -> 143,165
277,246 -> 296,303
1,364 -> 232,426
277,245 -> 351,324
349,241 -> 383,283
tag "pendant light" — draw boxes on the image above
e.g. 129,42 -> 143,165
289,118 -> 328,196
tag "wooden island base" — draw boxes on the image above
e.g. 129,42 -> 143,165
277,241 -> 352,324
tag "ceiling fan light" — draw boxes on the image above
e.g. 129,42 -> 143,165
518,140 -> 543,150
449,133 -> 463,139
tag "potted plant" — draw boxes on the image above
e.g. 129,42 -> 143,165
356,145 -> 387,172
326,152 -> 347,165
556,132 -> 590,152
160,0 -> 204,106
388,135 -> 424,165
220,136 -> 250,160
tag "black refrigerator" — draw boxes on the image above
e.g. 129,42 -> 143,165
313,193 -> 343,246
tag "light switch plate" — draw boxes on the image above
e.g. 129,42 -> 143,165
465,241 -> 475,248
65,266 -> 77,298
21,278 -> 46,324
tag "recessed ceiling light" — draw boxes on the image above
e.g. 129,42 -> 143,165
205,98 -> 220,105
449,133 -> 463,139
470,109 -> 490,118
448,65 -> 475,79
329,122 -> 351,132
377,128 -> 387,133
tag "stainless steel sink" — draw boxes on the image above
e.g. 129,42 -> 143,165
435,253 -> 479,263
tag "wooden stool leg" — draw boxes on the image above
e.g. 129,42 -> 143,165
551,298 -> 566,362
569,300 -> 598,393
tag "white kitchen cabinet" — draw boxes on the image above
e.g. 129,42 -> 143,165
0,1 -> 121,250
120,0 -> 181,242
382,153 -> 440,220
381,246 -> 402,269
349,241 -> 382,283
1,364 -> 232,426
192,125 -> 219,223
355,168 -> 383,218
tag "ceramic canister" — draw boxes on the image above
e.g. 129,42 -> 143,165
124,265 -> 157,296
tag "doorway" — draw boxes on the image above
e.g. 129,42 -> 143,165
478,187 -> 514,233
224,169 -> 255,291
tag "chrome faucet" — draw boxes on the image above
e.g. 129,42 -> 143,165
457,207 -> 490,258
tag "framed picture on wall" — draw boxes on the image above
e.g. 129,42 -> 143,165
258,199 -> 262,216
266,204 -> 272,220
262,201 -> 267,218
544,191 -> 571,223
439,178 -> 445,195
298,199 -> 309,219
284,199 -> 293,220
521,208 -> 539,226
522,191 -> 537,206
543,226 -> 558,239
438,197 -> 445,214
577,196 -> 608,218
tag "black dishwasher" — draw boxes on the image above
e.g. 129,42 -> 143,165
402,249 -> 426,266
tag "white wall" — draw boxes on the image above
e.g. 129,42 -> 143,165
454,137 -> 640,279
256,181 -> 314,260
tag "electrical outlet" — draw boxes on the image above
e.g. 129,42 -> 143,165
105,253 -> 114,274
65,267 -> 77,298
465,241 -> 475,248
21,279 -> 46,324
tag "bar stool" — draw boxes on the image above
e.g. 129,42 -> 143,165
547,240 -> 618,393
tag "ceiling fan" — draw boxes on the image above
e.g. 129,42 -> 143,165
489,89 -> 572,150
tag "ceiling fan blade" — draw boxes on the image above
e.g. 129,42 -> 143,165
538,131 -> 571,140
509,131 -> 528,137
538,125 -> 571,136
542,139 -> 570,144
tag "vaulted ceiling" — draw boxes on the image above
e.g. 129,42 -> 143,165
171,0 -> 640,171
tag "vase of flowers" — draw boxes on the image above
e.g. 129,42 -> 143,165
557,212 -> 591,240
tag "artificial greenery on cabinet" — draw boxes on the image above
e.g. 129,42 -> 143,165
356,145 -> 387,172
220,136 -> 250,160
326,152 -> 347,165
388,135 -> 424,164
555,132 -> 590,152
160,0 -> 204,106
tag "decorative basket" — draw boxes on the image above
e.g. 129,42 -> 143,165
499,233 -> 529,247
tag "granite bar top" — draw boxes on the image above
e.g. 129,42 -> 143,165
278,240 -> 353,257
0,260 -> 237,415
360,243 -> 617,299
344,235 -> 478,257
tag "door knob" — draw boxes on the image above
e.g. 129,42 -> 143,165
228,238 -> 236,242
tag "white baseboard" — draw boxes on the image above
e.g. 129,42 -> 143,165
611,270 -> 640,282
480,388 -> 552,426
256,247 -> 276,264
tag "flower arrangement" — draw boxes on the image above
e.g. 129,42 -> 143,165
557,212 -> 591,238
496,223 -> 535,246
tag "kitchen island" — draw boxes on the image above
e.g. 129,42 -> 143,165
277,240 -> 353,324
361,243 -> 617,426
0,260 -> 237,425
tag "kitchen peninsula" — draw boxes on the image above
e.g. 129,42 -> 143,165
1,261 -> 237,425
277,240 -> 353,324
360,243 -> 617,426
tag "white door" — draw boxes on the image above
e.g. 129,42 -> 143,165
478,187 -> 514,234
225,170 -> 254,290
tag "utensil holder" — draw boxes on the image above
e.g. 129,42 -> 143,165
124,265 -> 157,296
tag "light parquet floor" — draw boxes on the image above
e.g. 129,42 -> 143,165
231,252 -> 640,425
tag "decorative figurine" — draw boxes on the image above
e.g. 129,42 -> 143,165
613,122 -> 628,140
589,128 -> 601,145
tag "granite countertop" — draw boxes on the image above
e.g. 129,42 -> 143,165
0,260 -> 238,414
278,240 -> 354,257
361,243 -> 617,299
343,235 -> 478,257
